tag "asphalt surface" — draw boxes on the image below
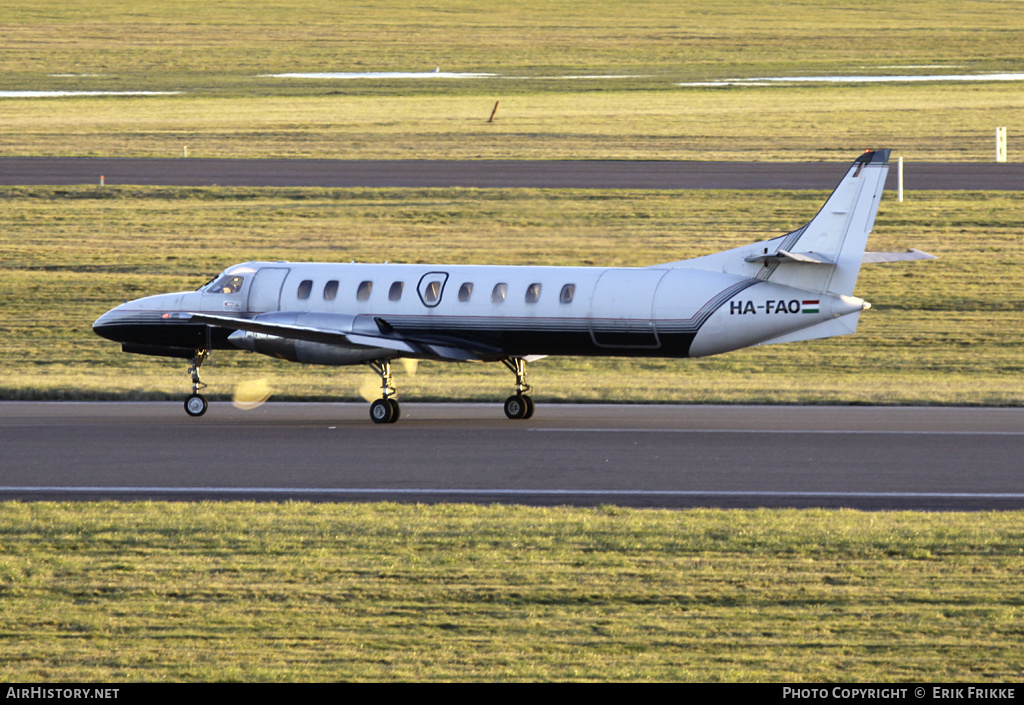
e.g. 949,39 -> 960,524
2,402 -> 1022,509
3,157 -> 1023,189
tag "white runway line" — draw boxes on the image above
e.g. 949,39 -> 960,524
678,73 -> 1024,87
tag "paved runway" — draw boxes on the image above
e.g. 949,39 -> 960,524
2,402 -> 1021,510
2,157 -> 1022,190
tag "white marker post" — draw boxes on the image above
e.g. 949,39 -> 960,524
996,127 -> 1007,162
897,156 -> 904,202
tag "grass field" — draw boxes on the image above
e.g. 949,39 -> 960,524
2,1 -> 1023,160
1,185 -> 1022,406
3,85 -> 1023,161
2,502 -> 1022,681
4,0 -> 1021,89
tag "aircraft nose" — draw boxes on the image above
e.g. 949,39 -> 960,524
92,301 -> 171,343
92,305 -> 127,342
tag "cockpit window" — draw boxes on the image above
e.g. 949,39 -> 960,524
207,275 -> 245,294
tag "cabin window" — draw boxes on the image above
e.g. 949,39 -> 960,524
297,280 -> 313,300
560,283 -> 576,304
416,272 -> 448,307
388,281 -> 404,301
323,280 -> 339,301
525,283 -> 542,304
491,283 -> 507,303
423,280 -> 441,304
458,283 -> 473,302
207,275 -> 245,295
357,280 -> 373,302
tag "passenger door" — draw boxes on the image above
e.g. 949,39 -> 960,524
247,267 -> 291,313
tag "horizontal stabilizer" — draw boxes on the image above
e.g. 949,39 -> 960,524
862,248 -> 937,264
745,249 -> 835,265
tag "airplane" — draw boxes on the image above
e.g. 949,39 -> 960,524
93,149 -> 933,423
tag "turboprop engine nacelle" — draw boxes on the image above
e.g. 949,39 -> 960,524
228,330 -> 390,364
227,311 -> 392,365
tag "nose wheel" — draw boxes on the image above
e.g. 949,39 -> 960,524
185,393 -> 208,417
183,349 -> 209,417
501,357 -> 535,419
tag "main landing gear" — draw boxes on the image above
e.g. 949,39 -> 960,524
501,357 -> 534,420
184,349 -> 210,417
368,358 -> 401,424
364,356 -> 535,423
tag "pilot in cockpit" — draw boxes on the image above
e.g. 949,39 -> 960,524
207,275 -> 245,294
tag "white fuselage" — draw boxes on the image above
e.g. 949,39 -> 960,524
94,259 -> 866,363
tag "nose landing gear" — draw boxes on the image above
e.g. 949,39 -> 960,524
502,357 -> 534,420
184,349 -> 210,417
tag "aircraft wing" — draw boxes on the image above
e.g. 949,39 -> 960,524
179,311 -> 496,361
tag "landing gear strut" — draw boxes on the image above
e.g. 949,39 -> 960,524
184,349 -> 210,417
501,357 -> 534,420
368,358 -> 401,424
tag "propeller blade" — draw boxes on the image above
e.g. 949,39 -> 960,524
232,378 -> 272,410
358,376 -> 381,403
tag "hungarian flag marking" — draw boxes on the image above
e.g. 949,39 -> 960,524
802,300 -> 820,314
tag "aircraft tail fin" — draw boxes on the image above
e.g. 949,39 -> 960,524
747,149 -> 890,296
666,150 -> 891,297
